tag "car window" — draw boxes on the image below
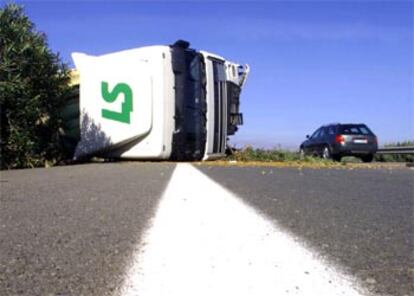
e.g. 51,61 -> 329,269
359,127 -> 370,135
310,128 -> 321,139
328,126 -> 335,135
340,124 -> 373,135
345,127 -> 359,134
319,128 -> 326,138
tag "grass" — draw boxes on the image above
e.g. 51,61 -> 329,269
374,141 -> 414,163
221,147 -> 339,168
226,147 -> 329,162
203,147 -> 410,169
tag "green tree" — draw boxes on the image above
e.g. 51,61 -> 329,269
0,3 -> 70,169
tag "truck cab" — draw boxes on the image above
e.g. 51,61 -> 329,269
69,40 -> 249,161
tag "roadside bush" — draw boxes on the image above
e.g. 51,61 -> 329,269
375,141 -> 414,163
229,141 -> 414,164
0,3 -> 70,169
227,146 -> 332,163
228,147 -> 298,162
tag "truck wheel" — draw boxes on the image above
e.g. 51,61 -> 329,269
361,154 -> 374,163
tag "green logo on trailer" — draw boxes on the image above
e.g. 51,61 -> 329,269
101,81 -> 133,124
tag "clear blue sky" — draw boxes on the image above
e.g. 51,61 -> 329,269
12,0 -> 413,148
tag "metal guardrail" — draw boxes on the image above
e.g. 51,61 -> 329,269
376,146 -> 414,155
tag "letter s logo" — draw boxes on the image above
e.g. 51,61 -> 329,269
101,81 -> 133,124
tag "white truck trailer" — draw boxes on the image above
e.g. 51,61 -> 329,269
70,40 -> 249,161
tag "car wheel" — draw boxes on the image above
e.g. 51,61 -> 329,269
322,146 -> 331,160
361,154 -> 374,163
332,154 -> 342,162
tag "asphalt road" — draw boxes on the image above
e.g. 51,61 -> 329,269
198,164 -> 414,296
1,163 -> 413,295
0,163 -> 175,296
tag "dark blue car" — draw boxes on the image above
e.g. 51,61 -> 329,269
300,123 -> 378,162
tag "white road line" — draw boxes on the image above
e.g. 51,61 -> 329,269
120,163 -> 369,296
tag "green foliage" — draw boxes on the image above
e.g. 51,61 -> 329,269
227,146 -> 333,164
229,143 -> 414,164
0,3 -> 70,169
375,141 -> 414,163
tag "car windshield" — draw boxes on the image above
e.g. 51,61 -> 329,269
339,124 -> 373,135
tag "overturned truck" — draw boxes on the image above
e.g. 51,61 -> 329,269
64,40 -> 249,161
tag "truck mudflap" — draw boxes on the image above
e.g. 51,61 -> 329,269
72,50 -> 153,159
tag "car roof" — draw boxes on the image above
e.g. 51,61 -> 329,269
321,123 -> 366,127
